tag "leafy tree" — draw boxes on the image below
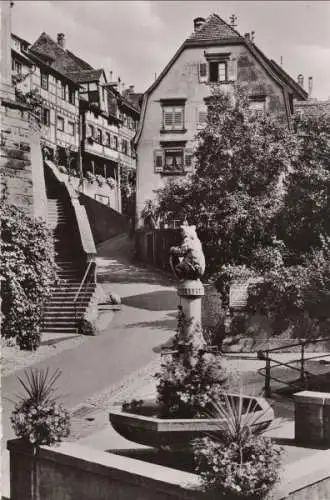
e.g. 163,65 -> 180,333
155,86 -> 297,277
1,195 -> 58,350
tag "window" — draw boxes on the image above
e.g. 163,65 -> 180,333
154,148 -> 192,174
199,56 -> 237,83
68,88 -> 75,105
57,116 -> 64,131
88,124 -> 95,137
105,132 -> 110,147
112,135 -> 118,150
162,106 -> 184,131
89,82 -> 97,91
41,72 -> 49,90
209,61 -> 227,83
122,139 -> 128,155
68,121 -> 75,136
95,128 -> 102,143
42,108 -> 50,127
12,60 -> 22,74
80,83 -> 88,92
197,106 -> 207,128
61,82 -> 66,100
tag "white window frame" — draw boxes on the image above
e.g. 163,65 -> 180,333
56,116 -> 64,131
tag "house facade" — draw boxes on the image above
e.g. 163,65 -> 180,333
134,14 -> 307,227
10,30 -> 140,214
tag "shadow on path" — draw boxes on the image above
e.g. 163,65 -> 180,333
122,291 -> 178,311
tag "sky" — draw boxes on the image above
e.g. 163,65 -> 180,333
11,0 -> 330,99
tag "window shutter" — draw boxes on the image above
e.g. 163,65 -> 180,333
184,149 -> 193,170
198,62 -> 208,83
197,106 -> 207,128
227,58 -> 237,81
173,108 -> 183,128
154,150 -> 164,173
164,109 -> 173,128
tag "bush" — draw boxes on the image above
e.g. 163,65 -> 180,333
10,368 -> 70,447
1,198 -> 58,350
96,174 -> 105,187
194,436 -> 282,499
85,171 -> 96,184
194,393 -> 282,499
155,307 -> 228,418
77,317 -> 96,336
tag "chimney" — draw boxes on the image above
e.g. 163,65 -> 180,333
244,33 -> 250,41
308,76 -> 313,97
193,17 -> 205,31
297,74 -> 304,88
128,85 -> 135,93
57,33 -> 65,48
109,70 -> 113,82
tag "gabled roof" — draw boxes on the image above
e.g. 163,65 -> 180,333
66,50 -> 93,70
30,32 -> 63,62
268,58 -> 308,100
65,69 -> 105,84
135,13 -> 308,145
12,33 -> 31,47
186,13 -> 242,44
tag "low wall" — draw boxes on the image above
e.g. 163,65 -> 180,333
7,439 -> 330,500
79,193 -> 129,244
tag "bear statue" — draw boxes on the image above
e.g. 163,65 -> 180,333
170,225 -> 206,281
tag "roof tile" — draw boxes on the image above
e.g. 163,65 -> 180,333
187,13 -> 242,43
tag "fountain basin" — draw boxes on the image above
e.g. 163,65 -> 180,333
109,394 -> 274,450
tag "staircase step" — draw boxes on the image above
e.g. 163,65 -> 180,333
42,327 -> 78,334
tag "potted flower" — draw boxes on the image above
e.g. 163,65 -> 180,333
96,174 -> 105,187
10,367 -> 71,450
193,393 -> 283,499
85,171 -> 96,184
106,177 -> 116,189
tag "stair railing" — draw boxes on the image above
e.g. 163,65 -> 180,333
259,336 -> 330,397
73,261 -> 96,325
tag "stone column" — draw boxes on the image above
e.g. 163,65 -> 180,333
0,0 -> 13,99
294,390 -> 330,446
177,279 -> 206,349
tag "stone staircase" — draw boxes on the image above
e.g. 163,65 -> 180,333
42,197 -> 96,334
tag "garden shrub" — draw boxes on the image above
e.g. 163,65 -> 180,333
194,393 -> 282,499
155,307 -> 228,418
0,198 -> 57,350
11,368 -> 70,447
77,317 -> 96,336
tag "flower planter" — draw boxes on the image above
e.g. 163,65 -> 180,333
109,394 -> 274,451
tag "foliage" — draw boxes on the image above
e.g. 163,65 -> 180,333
77,317 -> 96,336
0,197 -> 58,350
122,399 -> 144,412
194,393 -> 282,499
194,435 -> 282,499
10,368 -> 70,447
14,88 -> 43,122
85,171 -> 96,184
155,307 -> 228,418
96,174 -> 105,187
155,86 -> 297,277
247,238 -> 330,337
106,177 -> 116,189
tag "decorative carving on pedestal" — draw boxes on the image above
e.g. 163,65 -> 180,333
177,279 -> 205,297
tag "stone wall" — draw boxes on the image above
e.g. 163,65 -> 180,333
0,103 -> 47,220
7,439 -> 330,500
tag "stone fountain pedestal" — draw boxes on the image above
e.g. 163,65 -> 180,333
177,279 -> 206,349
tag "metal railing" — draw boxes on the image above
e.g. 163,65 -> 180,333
73,261 -> 96,324
259,337 -> 330,397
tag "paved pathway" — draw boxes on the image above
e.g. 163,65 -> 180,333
1,233 -> 177,498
